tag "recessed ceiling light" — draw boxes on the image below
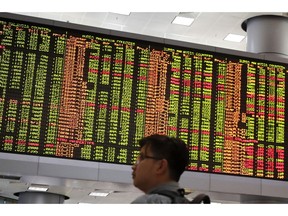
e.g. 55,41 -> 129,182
224,33 -> 245,42
28,186 -> 48,192
89,191 -> 111,197
78,202 -> 93,204
111,12 -> 131,16
211,201 -> 222,204
172,16 -> 194,26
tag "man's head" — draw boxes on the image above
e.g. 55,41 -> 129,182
131,134 -> 189,193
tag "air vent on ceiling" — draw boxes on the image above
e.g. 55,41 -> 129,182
0,175 -> 21,180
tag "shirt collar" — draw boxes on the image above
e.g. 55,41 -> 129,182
147,181 -> 180,194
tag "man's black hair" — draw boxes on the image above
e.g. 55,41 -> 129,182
139,134 -> 189,182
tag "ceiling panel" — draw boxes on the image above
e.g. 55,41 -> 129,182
13,12 -> 284,52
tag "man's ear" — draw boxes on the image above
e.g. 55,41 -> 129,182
155,159 -> 169,174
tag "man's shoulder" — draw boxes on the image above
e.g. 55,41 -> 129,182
131,193 -> 173,204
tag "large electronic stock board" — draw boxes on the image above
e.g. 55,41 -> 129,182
0,14 -> 288,180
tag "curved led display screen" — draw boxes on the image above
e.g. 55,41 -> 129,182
0,14 -> 288,180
